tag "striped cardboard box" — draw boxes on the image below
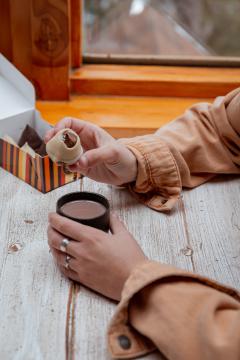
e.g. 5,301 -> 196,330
0,139 -> 81,193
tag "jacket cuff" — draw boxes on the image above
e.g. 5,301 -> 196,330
120,135 -> 182,212
107,260 -> 240,359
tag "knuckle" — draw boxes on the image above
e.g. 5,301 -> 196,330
109,144 -> 121,164
110,144 -> 119,157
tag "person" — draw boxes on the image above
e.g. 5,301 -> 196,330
46,87 -> 240,360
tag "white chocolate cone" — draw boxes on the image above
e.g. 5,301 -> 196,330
46,128 -> 83,165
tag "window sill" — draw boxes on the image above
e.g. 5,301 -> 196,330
37,95 -> 212,138
70,65 -> 240,98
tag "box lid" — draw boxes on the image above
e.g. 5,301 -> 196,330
0,54 -> 35,120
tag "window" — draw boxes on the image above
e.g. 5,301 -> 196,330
83,0 -> 240,64
1,0 -> 239,101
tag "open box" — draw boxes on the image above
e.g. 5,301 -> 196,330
0,54 -> 81,193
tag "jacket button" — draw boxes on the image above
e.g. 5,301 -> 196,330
118,335 -> 131,350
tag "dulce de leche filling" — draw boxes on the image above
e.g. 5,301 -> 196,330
60,200 -> 106,219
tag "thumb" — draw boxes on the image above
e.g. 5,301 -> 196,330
110,213 -> 127,234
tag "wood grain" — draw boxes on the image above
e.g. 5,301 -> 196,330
0,168 -> 239,359
71,64 -> 240,98
0,0 -> 12,61
70,0 -> 82,68
0,169 -> 81,360
0,0 -> 70,100
36,95 -> 212,138
10,0 -> 32,77
31,0 -> 70,100
182,176 -> 240,289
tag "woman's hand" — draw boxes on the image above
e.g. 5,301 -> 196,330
47,213 -> 146,301
45,117 -> 137,186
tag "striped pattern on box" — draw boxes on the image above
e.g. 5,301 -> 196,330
0,139 -> 81,193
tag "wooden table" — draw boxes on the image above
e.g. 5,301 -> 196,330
0,168 -> 239,360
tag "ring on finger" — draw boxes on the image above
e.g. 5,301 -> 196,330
64,255 -> 72,270
60,238 -> 70,253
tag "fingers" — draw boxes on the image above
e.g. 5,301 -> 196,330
59,266 -> 80,283
44,128 -> 55,143
80,145 -> 120,168
110,213 -> 127,234
51,247 -> 78,270
48,213 -> 103,242
66,144 -> 121,172
47,225 -> 80,257
51,247 -> 70,266
44,117 -> 88,143
67,149 -> 104,173
50,247 -> 80,282
68,155 -> 88,173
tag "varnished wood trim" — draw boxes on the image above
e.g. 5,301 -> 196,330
37,95 -> 212,138
0,1 -> 12,61
71,65 -> 240,98
70,0 -> 82,68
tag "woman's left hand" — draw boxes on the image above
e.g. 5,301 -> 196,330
47,213 -> 146,301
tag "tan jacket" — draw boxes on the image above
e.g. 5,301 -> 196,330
108,88 -> 240,359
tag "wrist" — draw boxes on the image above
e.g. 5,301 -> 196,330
120,257 -> 149,299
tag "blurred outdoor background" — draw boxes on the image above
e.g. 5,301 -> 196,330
83,0 -> 240,57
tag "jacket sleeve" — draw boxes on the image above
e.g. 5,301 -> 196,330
108,261 -> 240,360
120,88 -> 240,212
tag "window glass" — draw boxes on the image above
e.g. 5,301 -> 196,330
84,0 -> 240,57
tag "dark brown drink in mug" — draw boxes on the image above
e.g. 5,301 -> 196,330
57,192 -> 110,231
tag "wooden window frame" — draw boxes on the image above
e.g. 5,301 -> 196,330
1,0 -> 239,138
0,0 -> 239,100
34,0 -> 240,137
70,0 -> 240,99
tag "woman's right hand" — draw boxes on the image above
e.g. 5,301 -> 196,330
45,117 -> 137,186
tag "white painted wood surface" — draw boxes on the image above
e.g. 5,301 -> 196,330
0,169 -> 239,360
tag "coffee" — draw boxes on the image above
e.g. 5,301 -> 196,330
60,200 -> 106,220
